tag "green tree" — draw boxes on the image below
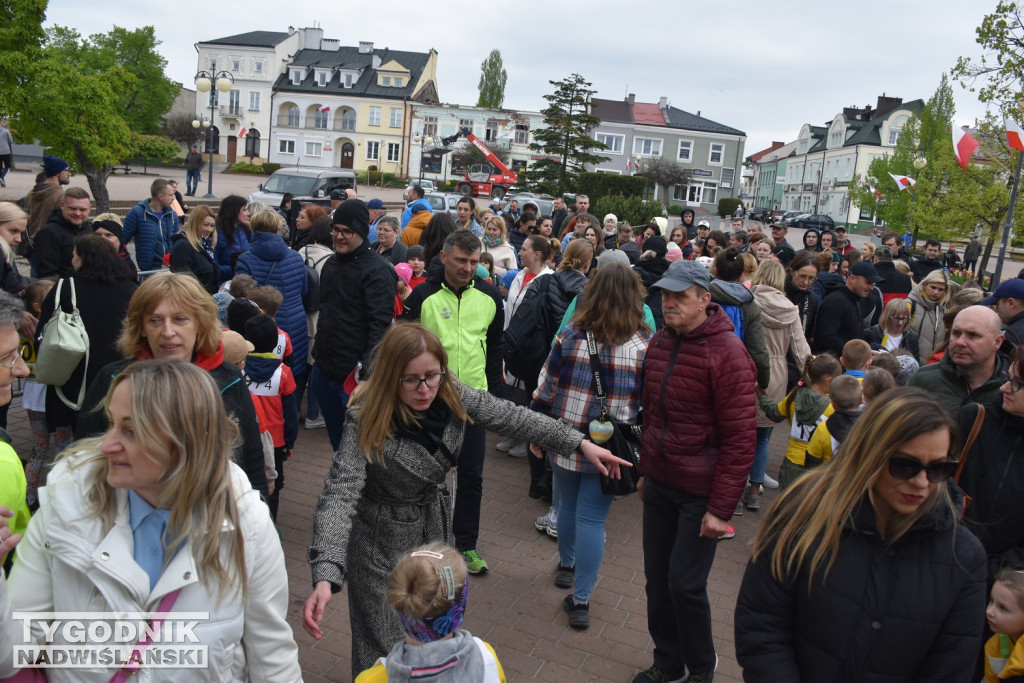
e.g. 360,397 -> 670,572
526,73 -> 608,195
0,0 -> 46,115
476,50 -> 507,109
952,1 -> 1024,112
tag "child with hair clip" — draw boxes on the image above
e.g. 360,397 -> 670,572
985,568 -> 1024,681
357,542 -> 506,682
758,352 -> 842,490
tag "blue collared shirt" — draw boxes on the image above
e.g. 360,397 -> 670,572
128,491 -> 172,591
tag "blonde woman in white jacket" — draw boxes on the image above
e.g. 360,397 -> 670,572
480,215 -> 517,278
0,360 -> 301,682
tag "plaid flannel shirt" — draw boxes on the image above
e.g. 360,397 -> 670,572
532,323 -> 650,471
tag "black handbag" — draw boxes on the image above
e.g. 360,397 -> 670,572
584,331 -> 642,496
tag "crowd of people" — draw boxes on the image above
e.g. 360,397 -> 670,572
0,158 -> 1023,681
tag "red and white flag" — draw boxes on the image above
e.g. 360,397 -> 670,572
952,125 -> 979,171
869,186 -> 881,200
321,105 -> 330,113
1007,117 -> 1024,152
237,127 -> 248,138
889,173 -> 916,191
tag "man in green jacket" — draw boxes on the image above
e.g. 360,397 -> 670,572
909,306 -> 1007,414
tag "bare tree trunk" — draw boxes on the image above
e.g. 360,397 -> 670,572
74,142 -> 112,213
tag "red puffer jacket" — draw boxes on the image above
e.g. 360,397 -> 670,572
640,303 -> 757,520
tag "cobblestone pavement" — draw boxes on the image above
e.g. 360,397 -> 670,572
6,396 -> 790,682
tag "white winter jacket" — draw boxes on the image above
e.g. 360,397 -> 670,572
0,455 -> 302,682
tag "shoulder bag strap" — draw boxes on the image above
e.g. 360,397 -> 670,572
109,588 -> 181,682
585,330 -> 609,420
954,404 -> 985,483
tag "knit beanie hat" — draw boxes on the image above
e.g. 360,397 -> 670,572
645,235 -> 668,259
226,297 -> 260,335
895,354 -> 920,386
603,214 -> 618,235
597,249 -> 630,268
500,269 -> 520,290
332,199 -> 370,239
395,262 -> 413,287
43,155 -> 69,177
665,241 -> 684,262
221,330 -> 254,366
94,218 -> 124,243
244,314 -> 279,354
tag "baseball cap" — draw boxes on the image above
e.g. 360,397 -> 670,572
367,198 -> 386,210
652,260 -> 711,293
834,226 -> 847,233
697,220 -> 710,229
330,189 -> 345,200
981,278 -> 1024,306
850,261 -> 884,283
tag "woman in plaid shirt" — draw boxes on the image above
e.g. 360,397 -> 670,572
531,262 -> 653,630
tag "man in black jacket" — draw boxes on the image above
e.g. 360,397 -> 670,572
35,186 -> 92,278
981,278 -> 1024,350
311,199 -> 398,450
814,261 -> 884,356
873,246 -> 912,304
911,238 -> 944,282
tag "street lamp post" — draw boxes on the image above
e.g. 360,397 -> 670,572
908,155 -> 927,249
412,132 -> 434,185
193,70 -> 234,199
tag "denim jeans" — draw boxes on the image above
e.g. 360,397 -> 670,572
553,464 -> 613,603
642,476 -> 719,677
748,426 -> 774,486
186,169 -> 201,195
310,364 -> 348,451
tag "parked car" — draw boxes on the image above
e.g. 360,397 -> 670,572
249,167 -> 357,209
423,192 -> 463,218
748,207 -> 771,222
405,179 -> 436,195
785,212 -> 810,226
500,193 -> 556,218
794,214 -> 836,230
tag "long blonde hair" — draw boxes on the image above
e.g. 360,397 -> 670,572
753,387 -> 959,585
0,201 -> 27,266
182,205 -> 218,252
118,273 -> 221,359
65,360 -> 246,601
350,323 -> 468,464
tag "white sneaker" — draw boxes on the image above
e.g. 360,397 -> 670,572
304,416 -> 325,430
535,512 -> 558,538
508,441 -> 528,457
495,436 -> 516,452
763,473 -> 780,489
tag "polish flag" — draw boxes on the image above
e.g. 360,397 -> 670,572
889,173 -> 916,191
1007,117 -> 1024,152
952,126 -> 979,170
238,128 -> 248,138
321,105 -> 330,113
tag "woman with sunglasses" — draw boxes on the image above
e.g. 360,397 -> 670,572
302,322 -> 628,678
736,387 -> 986,682
957,345 -> 1024,587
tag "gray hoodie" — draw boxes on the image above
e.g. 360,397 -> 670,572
710,279 -> 771,388
381,631 -> 500,682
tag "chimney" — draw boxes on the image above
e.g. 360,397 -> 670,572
627,93 -> 635,105
359,41 -> 374,54
372,54 -> 381,69
875,94 -> 903,117
658,96 -> 668,109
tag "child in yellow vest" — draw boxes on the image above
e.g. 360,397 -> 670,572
357,543 -> 506,683
985,569 -> 1024,681
758,353 -> 842,489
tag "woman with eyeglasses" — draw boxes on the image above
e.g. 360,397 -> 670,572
303,322 -> 628,677
863,298 -> 921,363
958,345 -> 1024,587
736,387 -> 986,682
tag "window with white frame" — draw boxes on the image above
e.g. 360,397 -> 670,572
394,77 -> 403,87
708,143 -> 724,165
248,92 -> 261,111
677,140 -> 693,162
314,109 -> 328,129
254,61 -> 263,74
459,118 -> 473,132
830,127 -> 843,147
673,180 -> 718,205
278,139 -> 295,154
369,107 -> 381,126
386,142 -> 401,163
340,109 -> 356,131
888,116 -> 908,146
390,108 -> 402,127
485,120 -> 498,141
231,58 -> 241,72
284,105 -> 299,127
596,133 -> 624,154
290,69 -> 303,85
514,123 -> 529,145
227,90 -> 240,115
344,73 -> 353,87
721,168 -> 735,188
366,140 -> 380,161
423,116 -> 438,137
317,71 -> 328,87
382,76 -> 391,87
305,141 -> 322,157
633,137 -> 662,157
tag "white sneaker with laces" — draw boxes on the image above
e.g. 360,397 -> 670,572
495,437 -> 516,452
304,416 -> 326,430
535,511 -> 558,538
763,473 -> 780,489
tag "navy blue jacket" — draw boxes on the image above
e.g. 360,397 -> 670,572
215,225 -> 251,281
122,199 -> 179,271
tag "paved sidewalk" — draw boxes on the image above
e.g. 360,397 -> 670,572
4,396 -> 790,683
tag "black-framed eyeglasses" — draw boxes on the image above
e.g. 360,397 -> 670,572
1008,377 -> 1024,393
887,456 -> 958,483
399,371 -> 445,391
331,226 -> 357,239
890,316 -> 910,323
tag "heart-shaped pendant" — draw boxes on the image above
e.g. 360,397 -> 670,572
589,419 -> 614,444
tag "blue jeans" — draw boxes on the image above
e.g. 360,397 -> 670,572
553,464 -> 613,603
310,364 -> 348,450
749,427 -> 773,486
186,169 -> 201,195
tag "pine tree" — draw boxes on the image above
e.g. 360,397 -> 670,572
476,50 -> 507,109
526,74 -> 608,195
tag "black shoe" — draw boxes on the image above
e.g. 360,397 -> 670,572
562,594 -> 589,630
554,563 -> 574,589
530,480 -> 552,500
0,177 -> 5,187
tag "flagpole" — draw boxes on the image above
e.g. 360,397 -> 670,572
994,150 -> 1024,287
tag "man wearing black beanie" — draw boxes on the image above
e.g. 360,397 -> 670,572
311,199 -> 398,449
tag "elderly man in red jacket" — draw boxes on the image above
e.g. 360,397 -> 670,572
632,260 -> 757,683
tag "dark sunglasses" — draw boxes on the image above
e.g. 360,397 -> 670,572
887,456 -> 958,483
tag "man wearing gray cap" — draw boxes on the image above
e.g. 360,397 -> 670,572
632,260 -> 756,683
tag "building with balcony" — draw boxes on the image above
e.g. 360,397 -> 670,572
406,104 -> 544,185
589,95 -> 746,209
779,95 -> 923,229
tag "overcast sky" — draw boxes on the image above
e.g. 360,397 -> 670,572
48,0 -> 994,157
